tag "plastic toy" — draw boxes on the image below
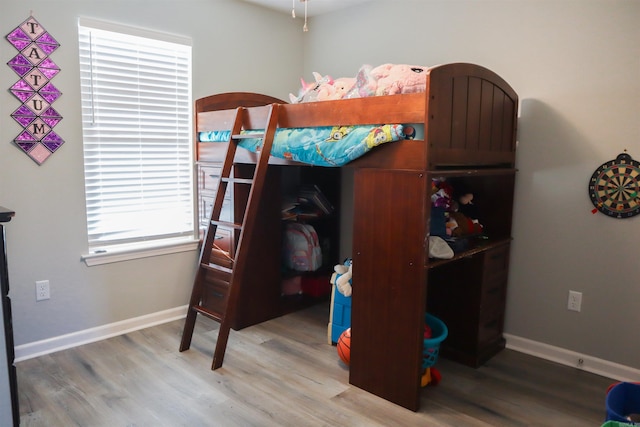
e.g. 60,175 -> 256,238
421,367 -> 442,387
337,327 -> 351,365
605,382 -> 640,424
330,258 -> 352,297
328,259 -> 353,344
421,313 -> 447,387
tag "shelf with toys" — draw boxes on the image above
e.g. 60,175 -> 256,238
426,168 -> 516,367
427,169 -> 516,266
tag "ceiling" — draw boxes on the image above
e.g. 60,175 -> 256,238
241,0 -> 372,17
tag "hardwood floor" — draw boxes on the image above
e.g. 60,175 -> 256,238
17,302 -> 613,426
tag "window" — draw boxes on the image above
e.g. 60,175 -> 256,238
78,18 -> 195,264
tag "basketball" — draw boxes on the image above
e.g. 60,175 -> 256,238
337,328 -> 351,365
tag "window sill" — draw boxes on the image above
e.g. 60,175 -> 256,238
82,239 -> 199,266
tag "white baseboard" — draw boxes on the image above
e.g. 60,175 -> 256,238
14,310 -> 640,382
504,333 -> 640,382
14,305 -> 188,362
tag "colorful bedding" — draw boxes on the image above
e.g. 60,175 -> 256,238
199,124 -> 410,167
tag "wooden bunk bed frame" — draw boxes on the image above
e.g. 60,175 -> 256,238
188,63 -> 519,411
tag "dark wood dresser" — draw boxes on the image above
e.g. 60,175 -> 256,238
0,206 -> 18,426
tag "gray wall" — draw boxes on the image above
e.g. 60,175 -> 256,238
0,0 -> 301,348
307,0 -> 640,370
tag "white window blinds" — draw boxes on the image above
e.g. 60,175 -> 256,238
78,19 -> 194,251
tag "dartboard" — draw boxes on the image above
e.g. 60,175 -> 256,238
589,152 -> 640,218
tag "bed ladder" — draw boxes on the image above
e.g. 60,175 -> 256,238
179,103 -> 280,369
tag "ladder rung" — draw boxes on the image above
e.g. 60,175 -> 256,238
204,276 -> 231,289
211,219 -> 242,230
232,133 -> 265,140
221,177 -> 253,185
201,261 -> 233,280
192,305 -> 223,322
200,262 -> 233,275
209,255 -> 234,271
210,246 -> 233,260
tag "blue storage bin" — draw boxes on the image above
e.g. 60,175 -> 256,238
606,382 -> 640,424
422,313 -> 448,369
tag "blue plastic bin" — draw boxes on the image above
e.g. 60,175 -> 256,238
606,382 -> 640,424
422,313 -> 448,369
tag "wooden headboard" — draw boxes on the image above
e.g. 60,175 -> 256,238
426,63 -> 518,169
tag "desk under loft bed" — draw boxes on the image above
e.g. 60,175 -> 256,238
182,63 -> 519,411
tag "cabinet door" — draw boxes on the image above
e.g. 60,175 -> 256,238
351,169 -> 428,412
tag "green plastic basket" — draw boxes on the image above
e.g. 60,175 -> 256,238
601,421 -> 636,427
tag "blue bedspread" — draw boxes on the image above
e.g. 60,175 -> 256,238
199,124 -> 408,167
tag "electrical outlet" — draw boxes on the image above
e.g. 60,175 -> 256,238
568,290 -> 582,312
36,280 -> 50,301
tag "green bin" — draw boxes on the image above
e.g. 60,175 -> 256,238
601,421 -> 635,427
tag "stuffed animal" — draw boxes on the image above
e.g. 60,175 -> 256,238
445,192 -> 484,237
348,64 -> 376,98
316,77 -> 356,101
447,211 -> 483,237
330,258 -> 353,297
456,192 -> 481,222
431,178 -> 484,237
369,63 -> 428,96
292,64 -> 429,102
289,73 -> 356,103
431,178 -> 454,210
289,72 -> 332,103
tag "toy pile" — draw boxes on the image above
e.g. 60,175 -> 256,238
429,177 -> 484,259
430,178 -> 483,238
289,63 -> 429,104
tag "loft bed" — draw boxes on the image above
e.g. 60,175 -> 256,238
195,63 -> 517,170
188,62 -> 519,411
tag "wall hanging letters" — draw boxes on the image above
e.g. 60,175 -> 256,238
6,15 -> 63,165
